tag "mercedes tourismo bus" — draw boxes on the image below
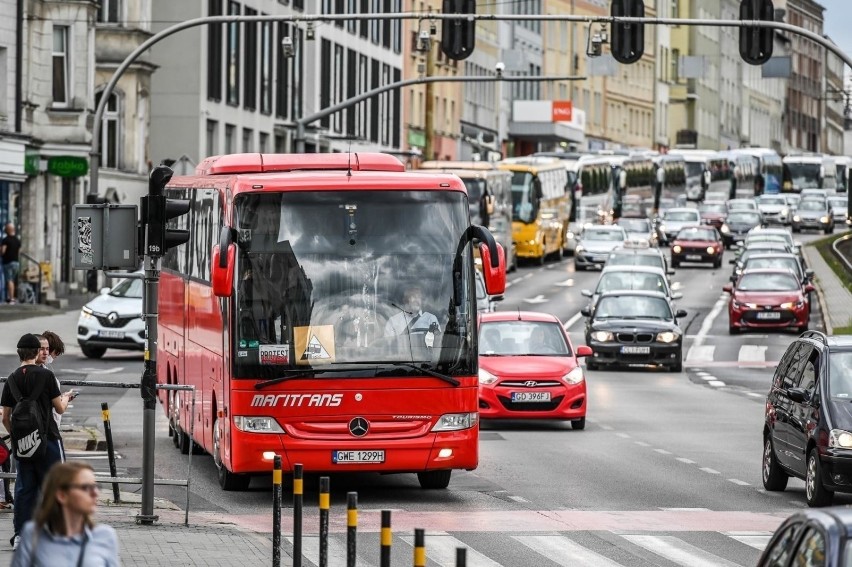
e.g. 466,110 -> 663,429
729,148 -> 783,195
157,152 -> 505,490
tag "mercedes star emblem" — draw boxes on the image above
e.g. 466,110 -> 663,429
348,417 -> 369,437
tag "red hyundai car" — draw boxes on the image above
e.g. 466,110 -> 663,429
478,312 -> 592,429
670,225 -> 724,268
723,268 -> 814,334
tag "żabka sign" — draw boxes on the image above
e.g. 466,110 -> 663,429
551,101 -> 573,122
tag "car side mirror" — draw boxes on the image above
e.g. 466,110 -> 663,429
576,345 -> 593,358
672,292 -> 683,300
580,307 -> 591,317
722,283 -> 733,293
581,289 -> 593,298
787,387 -> 810,404
99,287 -> 111,295
676,309 -> 688,318
805,269 -> 814,280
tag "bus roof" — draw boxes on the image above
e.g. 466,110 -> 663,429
418,160 -> 501,171
195,152 -> 406,176
497,156 -> 567,173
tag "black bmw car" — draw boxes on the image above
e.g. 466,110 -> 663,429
581,291 -> 687,372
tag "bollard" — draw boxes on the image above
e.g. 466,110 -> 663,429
456,547 -> 467,567
319,476 -> 330,567
346,492 -> 357,567
100,402 -> 121,503
272,455 -> 282,567
413,528 -> 426,567
293,464 -> 303,567
380,510 -> 392,567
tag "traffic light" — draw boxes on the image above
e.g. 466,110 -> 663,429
739,0 -> 775,65
441,0 -> 475,61
610,0 -> 645,65
142,165 -> 189,257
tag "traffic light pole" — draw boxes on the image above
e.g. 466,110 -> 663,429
138,252 -> 160,525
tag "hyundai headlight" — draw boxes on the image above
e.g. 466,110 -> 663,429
721,224 -> 730,234
829,429 -> 852,449
672,245 -> 682,253
656,331 -> 679,343
591,331 -> 613,342
431,412 -> 477,432
561,367 -> 584,385
233,416 -> 285,433
478,368 -> 498,385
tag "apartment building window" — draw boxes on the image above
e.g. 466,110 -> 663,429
382,0 -> 391,49
225,124 -> 236,154
359,0 -> 369,39
347,49 -> 357,135
95,91 -> 121,168
207,0 -> 223,101
206,120 -> 218,157
370,0 -> 380,44
275,134 -> 286,153
226,1 -> 241,106
260,21 -> 273,114
347,0 -> 357,33
259,132 -> 269,153
244,7 -> 258,110
98,0 -> 121,23
671,48 -> 679,81
0,48 -> 6,116
52,26 -> 70,105
243,128 -> 253,152
275,23 -> 290,119
334,44 -> 344,133
391,0 -> 401,53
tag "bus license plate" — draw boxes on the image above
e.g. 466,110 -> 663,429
756,312 -> 781,320
621,346 -> 651,354
511,392 -> 551,403
333,450 -> 385,464
98,330 -> 125,339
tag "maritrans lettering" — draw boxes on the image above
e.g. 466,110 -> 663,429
251,393 -> 343,408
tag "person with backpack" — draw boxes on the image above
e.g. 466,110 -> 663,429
1,333 -> 69,550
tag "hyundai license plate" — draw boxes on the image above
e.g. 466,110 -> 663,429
685,255 -> 702,261
511,392 -> 551,403
621,346 -> 651,354
756,312 -> 781,320
333,450 -> 385,464
98,330 -> 125,339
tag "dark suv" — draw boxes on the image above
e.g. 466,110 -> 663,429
763,331 -> 852,506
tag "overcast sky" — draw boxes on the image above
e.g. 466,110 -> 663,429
819,0 -> 852,73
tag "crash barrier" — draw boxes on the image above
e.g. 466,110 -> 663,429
275,462 -> 470,567
0,378 -> 196,526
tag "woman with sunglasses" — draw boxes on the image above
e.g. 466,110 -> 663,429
12,461 -> 119,566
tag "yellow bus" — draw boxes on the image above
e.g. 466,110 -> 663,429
498,157 -> 571,265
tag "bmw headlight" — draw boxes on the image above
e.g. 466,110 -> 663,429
591,331 -> 614,342
431,412 -> 477,431
233,416 -> 285,433
672,245 -> 682,253
829,429 -> 852,449
478,368 -> 498,385
656,331 -> 680,343
721,224 -> 730,234
562,367 -> 585,384
781,207 -> 789,216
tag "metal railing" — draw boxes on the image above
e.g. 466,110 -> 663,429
831,233 -> 852,274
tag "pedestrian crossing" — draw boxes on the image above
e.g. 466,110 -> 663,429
287,529 -> 772,567
685,341 -> 790,368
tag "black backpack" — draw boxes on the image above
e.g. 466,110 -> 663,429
8,370 -> 48,460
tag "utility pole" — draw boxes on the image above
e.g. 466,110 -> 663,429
424,40 -> 436,161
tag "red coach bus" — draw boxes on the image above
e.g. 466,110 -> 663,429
157,152 -> 505,490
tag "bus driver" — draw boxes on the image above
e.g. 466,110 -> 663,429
384,286 -> 440,337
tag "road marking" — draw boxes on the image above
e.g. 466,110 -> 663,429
508,495 -> 529,503
724,531 -> 772,551
555,278 -> 575,287
654,449 -> 672,455
690,294 -> 728,351
747,392 -> 763,397
738,345 -> 768,363
616,433 -> 631,439
635,441 -> 650,447
514,534 -> 624,567
699,467 -> 720,474
599,425 -> 614,431
671,281 -> 683,290
622,535 -> 741,567
563,311 -> 583,330
524,294 -> 549,304
519,273 -> 533,281
660,508 -> 711,512
708,380 -> 726,387
287,535 -> 376,567
63,367 -> 125,375
676,458 -> 696,464
686,345 -> 715,362
401,533 -> 503,567
700,375 -> 716,381
728,479 -> 750,486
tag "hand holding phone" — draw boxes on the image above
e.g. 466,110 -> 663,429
67,390 -> 80,400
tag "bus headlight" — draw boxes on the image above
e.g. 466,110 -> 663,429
431,412 -> 477,431
233,416 -> 285,433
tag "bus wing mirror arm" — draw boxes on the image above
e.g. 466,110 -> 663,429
218,226 -> 236,268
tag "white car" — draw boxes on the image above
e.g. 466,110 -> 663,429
756,195 -> 790,225
657,208 -> 702,244
77,274 -> 144,358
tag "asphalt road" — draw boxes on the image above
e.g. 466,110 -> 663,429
0,230 -> 837,566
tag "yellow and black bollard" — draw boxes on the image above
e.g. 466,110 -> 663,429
456,547 -> 467,567
346,492 -> 357,567
293,464 -> 303,567
100,402 -> 121,503
319,476 -> 330,567
413,528 -> 426,567
380,510 -> 392,567
272,455 -> 282,567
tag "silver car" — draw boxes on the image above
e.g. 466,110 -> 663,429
574,226 -> 628,271
77,274 -> 144,358
756,195 -> 791,226
657,208 -> 702,244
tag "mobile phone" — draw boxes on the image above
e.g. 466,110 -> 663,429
68,390 -> 80,400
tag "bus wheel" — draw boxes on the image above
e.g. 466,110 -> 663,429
214,419 -> 251,491
417,470 -> 452,489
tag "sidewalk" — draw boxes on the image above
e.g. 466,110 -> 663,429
0,492 -> 279,566
801,242 -> 852,334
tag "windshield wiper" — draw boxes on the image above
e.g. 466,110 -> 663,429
254,367 -> 376,390
376,362 -> 460,386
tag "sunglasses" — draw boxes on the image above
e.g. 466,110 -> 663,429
65,483 -> 100,495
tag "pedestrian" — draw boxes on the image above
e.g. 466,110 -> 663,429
1,333 -> 69,550
1,223 -> 21,304
11,461 -> 120,567
41,331 -> 72,463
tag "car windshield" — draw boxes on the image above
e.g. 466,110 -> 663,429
479,321 -> 571,356
595,296 -> 673,320
596,272 -> 666,294
728,201 -> 756,210
109,278 -> 143,298
798,200 -> 825,211
829,198 -> 847,209
607,253 -> 664,269
759,196 -> 786,206
829,351 -> 852,400
737,273 -> 799,291
744,258 -> 799,275
583,229 -> 624,241
677,228 -> 716,241
617,218 -> 650,232
664,211 -> 699,222
727,212 -> 761,224
785,195 -> 801,206
699,203 -> 727,214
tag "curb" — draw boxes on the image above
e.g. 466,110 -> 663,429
803,245 -> 834,335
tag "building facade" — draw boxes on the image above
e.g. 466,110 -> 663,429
0,0 -> 28,237
823,37 -> 845,156
785,0 -> 824,153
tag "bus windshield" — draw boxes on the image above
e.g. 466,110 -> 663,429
510,172 -> 537,223
462,179 -> 486,225
233,190 -> 476,379
785,163 -> 821,190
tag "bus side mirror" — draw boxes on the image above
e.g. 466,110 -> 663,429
479,242 -> 506,295
212,244 -> 236,297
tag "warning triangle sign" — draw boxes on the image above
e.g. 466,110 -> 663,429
301,334 -> 331,360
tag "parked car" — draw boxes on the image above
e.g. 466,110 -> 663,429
756,194 -> 791,226
723,269 -> 813,334
77,272 -> 144,358
573,225 -> 628,271
657,208 -> 702,244
792,198 -> 835,234
670,225 -> 725,269
582,291 -> 686,372
720,210 -> 764,248
478,311 -> 592,428
762,332 -> 852,507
